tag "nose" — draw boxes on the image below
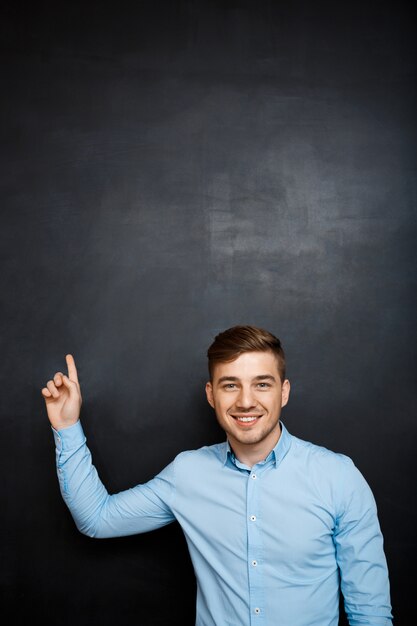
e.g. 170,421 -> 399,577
236,385 -> 257,410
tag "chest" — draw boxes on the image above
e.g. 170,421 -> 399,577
174,464 -> 336,565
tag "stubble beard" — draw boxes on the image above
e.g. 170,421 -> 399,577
223,414 -> 281,448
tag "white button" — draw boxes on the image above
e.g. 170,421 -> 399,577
251,474 -> 257,479
252,560 -> 257,567
250,515 -> 257,522
58,468 -> 63,473
254,607 -> 261,615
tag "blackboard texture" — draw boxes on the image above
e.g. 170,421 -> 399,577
1,1 -> 416,624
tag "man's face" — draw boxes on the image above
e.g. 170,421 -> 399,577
205,350 -> 290,453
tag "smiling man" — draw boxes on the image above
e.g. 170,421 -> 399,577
42,325 -> 393,626
205,349 -> 290,467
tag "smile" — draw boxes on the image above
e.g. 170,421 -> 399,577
232,415 -> 262,425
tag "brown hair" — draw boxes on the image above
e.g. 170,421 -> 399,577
207,325 -> 286,382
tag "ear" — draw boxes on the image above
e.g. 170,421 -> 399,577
205,381 -> 215,408
281,379 -> 291,408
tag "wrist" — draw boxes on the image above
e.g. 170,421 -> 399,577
52,418 -> 80,433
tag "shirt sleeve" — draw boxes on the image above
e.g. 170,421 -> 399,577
52,420 -> 176,538
333,457 -> 393,626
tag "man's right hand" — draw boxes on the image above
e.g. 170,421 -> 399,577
41,354 -> 83,431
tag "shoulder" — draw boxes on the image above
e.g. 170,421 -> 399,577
288,430 -> 372,493
286,432 -> 372,512
173,441 -> 227,468
168,442 -> 227,490
288,432 -> 357,485
290,433 -> 347,461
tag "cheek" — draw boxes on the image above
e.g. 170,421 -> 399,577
264,395 -> 281,412
215,397 -> 233,415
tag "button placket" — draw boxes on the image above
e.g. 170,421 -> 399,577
247,467 -> 265,623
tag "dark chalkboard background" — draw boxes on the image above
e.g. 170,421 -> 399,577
1,1 -> 416,624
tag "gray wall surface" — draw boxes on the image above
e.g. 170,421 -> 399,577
1,1 -> 416,624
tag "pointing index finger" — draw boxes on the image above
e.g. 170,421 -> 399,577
65,354 -> 79,383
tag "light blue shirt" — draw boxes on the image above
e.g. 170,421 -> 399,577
52,420 -> 392,626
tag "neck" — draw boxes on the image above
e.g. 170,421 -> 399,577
230,422 -> 282,468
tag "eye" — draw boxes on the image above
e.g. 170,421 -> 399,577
257,382 -> 271,389
223,383 -> 237,390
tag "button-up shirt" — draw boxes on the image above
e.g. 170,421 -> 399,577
52,420 -> 393,626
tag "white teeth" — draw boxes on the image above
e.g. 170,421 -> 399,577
237,417 -> 257,422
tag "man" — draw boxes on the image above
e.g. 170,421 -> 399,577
42,325 -> 393,625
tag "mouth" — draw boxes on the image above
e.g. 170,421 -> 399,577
231,415 -> 262,427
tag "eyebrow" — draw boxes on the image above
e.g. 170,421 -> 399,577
216,374 -> 277,384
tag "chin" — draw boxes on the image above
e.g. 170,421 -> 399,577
233,432 -> 266,446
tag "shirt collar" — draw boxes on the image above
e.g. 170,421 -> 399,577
221,420 -> 292,469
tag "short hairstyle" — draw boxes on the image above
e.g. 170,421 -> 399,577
207,325 -> 286,382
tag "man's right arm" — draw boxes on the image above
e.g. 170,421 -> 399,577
53,420 -> 176,538
42,355 -> 176,538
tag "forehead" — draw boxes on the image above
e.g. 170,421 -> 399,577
212,351 -> 280,380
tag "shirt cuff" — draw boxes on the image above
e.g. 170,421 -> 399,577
52,420 -> 85,451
